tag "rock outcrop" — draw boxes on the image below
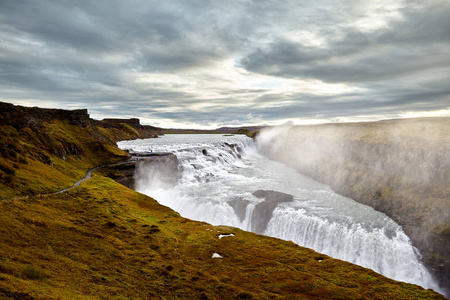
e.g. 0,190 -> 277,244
228,190 -> 295,234
101,118 -> 162,138
0,102 -> 140,199
0,101 -> 91,128
100,153 -> 179,190
251,190 -> 294,234
102,118 -> 142,128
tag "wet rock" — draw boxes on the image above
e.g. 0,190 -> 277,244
192,164 -> 202,170
102,153 -> 179,189
252,190 -> 294,202
251,190 -> 294,234
135,153 -> 180,188
228,197 -> 250,222
100,161 -> 138,189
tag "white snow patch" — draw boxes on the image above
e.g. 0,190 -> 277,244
212,253 -> 223,258
218,233 -> 235,239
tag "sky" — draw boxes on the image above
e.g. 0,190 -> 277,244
1,0 -> 449,129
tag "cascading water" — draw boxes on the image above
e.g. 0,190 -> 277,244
118,134 -> 442,294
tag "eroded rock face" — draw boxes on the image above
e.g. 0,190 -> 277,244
0,101 -> 91,128
101,161 -> 138,189
135,153 -> 180,189
102,153 -> 179,190
102,118 -> 141,127
101,118 -> 162,138
227,191 -> 294,234
251,190 -> 294,234
228,197 -> 250,222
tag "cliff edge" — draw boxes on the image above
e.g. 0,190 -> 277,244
256,118 -> 450,295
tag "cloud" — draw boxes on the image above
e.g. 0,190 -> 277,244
241,2 -> 450,84
0,0 -> 449,128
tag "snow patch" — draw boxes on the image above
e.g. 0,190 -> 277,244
218,233 -> 235,239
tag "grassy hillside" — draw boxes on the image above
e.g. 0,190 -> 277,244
0,177 -> 445,299
0,102 -> 140,199
0,103 -> 446,299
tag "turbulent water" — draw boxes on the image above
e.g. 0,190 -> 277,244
118,134 -> 442,293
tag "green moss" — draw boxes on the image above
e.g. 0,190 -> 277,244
117,123 -> 140,138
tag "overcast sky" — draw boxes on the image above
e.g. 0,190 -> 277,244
1,0 -> 449,128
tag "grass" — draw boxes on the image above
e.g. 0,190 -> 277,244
20,265 -> 44,281
0,120 -> 135,199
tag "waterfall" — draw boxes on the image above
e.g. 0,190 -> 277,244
118,134 -> 443,294
266,207 -> 431,285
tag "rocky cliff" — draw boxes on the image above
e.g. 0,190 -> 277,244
101,118 -> 162,138
0,102 -> 91,128
256,118 -> 450,295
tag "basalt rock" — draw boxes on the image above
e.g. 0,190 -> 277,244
251,190 -> 294,234
101,118 -> 162,138
101,153 -> 179,190
228,197 -> 251,222
51,141 -> 82,160
0,101 -> 91,129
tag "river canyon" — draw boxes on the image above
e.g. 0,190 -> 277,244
118,133 -> 445,296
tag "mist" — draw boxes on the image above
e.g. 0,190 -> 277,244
255,117 -> 450,294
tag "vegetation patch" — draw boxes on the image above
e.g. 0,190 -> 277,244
20,265 -> 44,281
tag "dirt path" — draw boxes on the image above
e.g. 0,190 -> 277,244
1,166 -> 101,202
48,166 -> 100,195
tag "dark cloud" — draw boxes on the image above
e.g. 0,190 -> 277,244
241,2 -> 450,83
0,0 -> 449,127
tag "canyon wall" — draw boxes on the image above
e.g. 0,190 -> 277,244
256,118 -> 450,293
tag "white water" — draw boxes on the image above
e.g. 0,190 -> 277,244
118,134 -> 442,293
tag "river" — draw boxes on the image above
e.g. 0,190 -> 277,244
117,134 -> 442,293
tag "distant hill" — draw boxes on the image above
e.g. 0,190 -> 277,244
162,125 -> 266,135
101,118 -> 163,138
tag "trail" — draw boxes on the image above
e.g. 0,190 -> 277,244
48,166 -> 100,195
2,165 -> 102,202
